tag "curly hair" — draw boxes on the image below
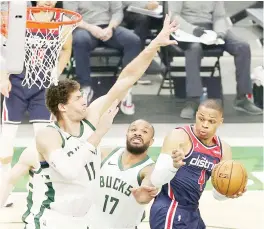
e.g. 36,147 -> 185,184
45,79 -> 80,120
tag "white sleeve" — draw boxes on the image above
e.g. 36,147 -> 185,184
212,188 -> 229,201
150,153 -> 178,188
48,142 -> 96,180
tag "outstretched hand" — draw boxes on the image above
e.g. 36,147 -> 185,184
152,13 -> 179,47
131,185 -> 159,204
171,143 -> 186,169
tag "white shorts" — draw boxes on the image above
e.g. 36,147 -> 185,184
24,209 -> 88,229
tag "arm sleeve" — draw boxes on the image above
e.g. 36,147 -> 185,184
150,154 -> 178,188
48,142 -> 96,180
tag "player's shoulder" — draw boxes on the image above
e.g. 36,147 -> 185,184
36,125 -> 62,145
167,127 -> 189,141
219,139 -> 232,160
101,147 -> 122,162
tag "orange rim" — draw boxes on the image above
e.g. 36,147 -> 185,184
1,7 -> 82,33
26,7 -> 82,29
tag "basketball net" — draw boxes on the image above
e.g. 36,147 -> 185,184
1,7 -> 82,89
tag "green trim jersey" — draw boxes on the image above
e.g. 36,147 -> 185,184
22,119 -> 100,227
88,148 -> 154,229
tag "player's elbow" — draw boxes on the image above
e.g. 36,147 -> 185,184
150,154 -> 178,188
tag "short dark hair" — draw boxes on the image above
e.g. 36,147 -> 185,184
45,79 -> 80,120
199,99 -> 223,114
129,119 -> 155,138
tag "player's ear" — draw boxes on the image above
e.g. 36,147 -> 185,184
58,103 -> 66,112
149,138 -> 154,147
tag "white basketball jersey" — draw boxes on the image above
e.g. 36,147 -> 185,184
88,148 -> 154,229
22,119 -> 101,226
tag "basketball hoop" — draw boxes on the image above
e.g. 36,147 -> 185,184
1,7 -> 82,89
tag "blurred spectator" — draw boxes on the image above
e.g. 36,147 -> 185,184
122,1 -> 163,85
122,1 -> 159,50
64,1 -> 141,115
169,1 -> 263,119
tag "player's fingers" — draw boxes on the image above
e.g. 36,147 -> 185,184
131,188 -> 138,194
168,11 -> 172,22
163,14 -> 169,27
172,155 -> 184,163
170,26 -> 179,34
169,19 -> 178,29
172,149 -> 185,158
167,40 -> 178,46
141,185 -> 155,191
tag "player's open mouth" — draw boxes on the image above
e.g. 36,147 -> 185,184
131,137 -> 143,144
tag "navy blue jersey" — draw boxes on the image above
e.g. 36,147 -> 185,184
160,125 -> 222,207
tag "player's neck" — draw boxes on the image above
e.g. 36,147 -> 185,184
199,137 -> 214,146
57,118 -> 81,136
123,150 -> 147,165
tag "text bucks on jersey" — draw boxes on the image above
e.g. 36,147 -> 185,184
88,148 -> 154,228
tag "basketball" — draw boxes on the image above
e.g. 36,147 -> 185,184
211,160 -> 248,197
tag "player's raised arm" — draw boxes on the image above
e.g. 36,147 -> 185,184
87,14 -> 179,124
150,129 -> 189,188
37,101 -> 119,181
0,146 -> 38,208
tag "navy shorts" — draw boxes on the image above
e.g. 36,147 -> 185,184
149,194 -> 206,229
2,75 -> 51,124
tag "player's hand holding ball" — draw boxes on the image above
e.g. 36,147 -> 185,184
171,143 -> 186,169
211,160 -> 248,199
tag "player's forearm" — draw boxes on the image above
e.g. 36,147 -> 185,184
87,129 -> 107,148
150,154 -> 178,188
48,142 -> 97,180
117,40 -> 159,84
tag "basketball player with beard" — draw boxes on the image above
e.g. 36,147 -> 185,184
87,119 -> 158,229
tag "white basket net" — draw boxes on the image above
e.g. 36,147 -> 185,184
22,8 -> 81,89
